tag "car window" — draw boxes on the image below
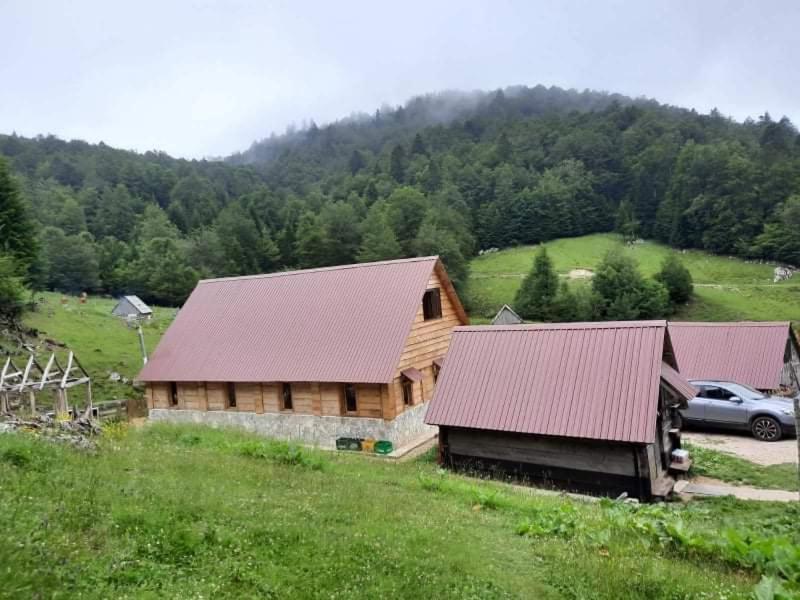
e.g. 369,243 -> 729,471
700,386 -> 734,400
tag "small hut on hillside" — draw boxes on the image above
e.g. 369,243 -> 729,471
491,304 -> 523,325
112,295 -> 153,320
425,321 -> 696,500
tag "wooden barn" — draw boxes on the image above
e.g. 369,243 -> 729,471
136,256 -> 468,449
669,321 -> 800,392
112,295 -> 153,320
425,321 -> 697,500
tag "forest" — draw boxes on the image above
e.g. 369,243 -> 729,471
1,84 -> 799,309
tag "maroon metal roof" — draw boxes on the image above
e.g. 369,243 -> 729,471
668,322 -> 793,390
660,362 -> 696,405
400,367 -> 423,382
425,321 -> 679,444
137,257 -> 461,384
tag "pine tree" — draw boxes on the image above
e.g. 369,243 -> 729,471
0,156 -> 38,276
389,144 -> 407,183
411,133 -> 427,156
294,212 -> 331,268
358,205 -> 402,262
514,247 -> 559,321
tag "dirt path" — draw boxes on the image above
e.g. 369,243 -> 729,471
683,431 -> 797,465
677,476 -> 798,502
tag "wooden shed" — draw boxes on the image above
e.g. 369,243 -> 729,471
425,321 -> 697,500
112,295 -> 153,320
136,256 -> 468,449
491,304 -> 523,326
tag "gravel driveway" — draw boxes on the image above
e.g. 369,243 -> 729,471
683,430 -> 798,466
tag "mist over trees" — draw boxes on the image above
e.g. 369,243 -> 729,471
1,84 -> 799,306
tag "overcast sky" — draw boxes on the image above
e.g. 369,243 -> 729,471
2,1 -> 799,159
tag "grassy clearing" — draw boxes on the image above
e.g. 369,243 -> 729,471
466,233 -> 800,321
21,292 -> 175,403
686,443 -> 799,491
2,423 -> 799,599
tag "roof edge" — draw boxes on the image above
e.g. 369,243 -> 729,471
669,321 -> 791,328
455,320 -> 667,333
199,256 -> 440,284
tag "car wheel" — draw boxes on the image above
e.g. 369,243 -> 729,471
751,416 -> 782,442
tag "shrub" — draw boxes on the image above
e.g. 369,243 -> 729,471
655,254 -> 694,307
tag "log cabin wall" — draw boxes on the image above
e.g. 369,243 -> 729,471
441,427 -> 656,499
147,381 -> 387,419
387,268 -> 463,419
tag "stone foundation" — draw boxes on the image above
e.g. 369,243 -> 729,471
148,402 -> 437,449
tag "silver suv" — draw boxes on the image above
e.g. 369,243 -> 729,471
679,380 -> 797,442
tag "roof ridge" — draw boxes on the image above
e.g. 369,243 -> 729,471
669,321 -> 790,327
457,320 -> 667,332
199,256 -> 439,284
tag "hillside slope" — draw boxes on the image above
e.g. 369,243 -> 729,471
2,423 -> 790,598
466,233 -> 800,322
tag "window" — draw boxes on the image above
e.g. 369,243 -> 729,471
422,288 -> 442,320
343,383 -> 357,413
700,386 -> 734,401
402,379 -> 414,406
282,383 -> 293,410
170,382 -> 178,406
432,363 -> 441,383
227,383 -> 237,408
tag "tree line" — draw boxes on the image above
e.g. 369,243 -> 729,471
1,84 -> 799,311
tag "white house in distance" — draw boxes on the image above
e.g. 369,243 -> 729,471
111,295 -> 153,320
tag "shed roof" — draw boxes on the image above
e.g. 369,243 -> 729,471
118,295 -> 152,315
491,304 -> 523,325
668,322 -> 796,390
425,321 -> 693,444
137,256 -> 466,384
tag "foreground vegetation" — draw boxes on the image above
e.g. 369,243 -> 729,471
1,423 -> 799,598
466,233 -> 800,321
687,444 -> 799,492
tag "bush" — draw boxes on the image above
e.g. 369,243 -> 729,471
592,249 -> 669,319
655,254 -> 694,307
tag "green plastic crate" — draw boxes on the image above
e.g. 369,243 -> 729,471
374,440 -> 393,455
336,437 -> 362,451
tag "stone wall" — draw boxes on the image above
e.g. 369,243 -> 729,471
148,401 -> 437,449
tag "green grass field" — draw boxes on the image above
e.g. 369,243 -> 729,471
686,443 -> 798,491
21,292 -> 176,404
3,423 -> 799,599
466,233 -> 800,322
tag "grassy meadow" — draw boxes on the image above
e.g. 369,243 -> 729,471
465,233 -> 800,322
21,292 -> 176,404
2,423 -> 799,599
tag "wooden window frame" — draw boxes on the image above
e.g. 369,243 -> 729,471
226,382 -> 237,409
342,383 -> 358,414
422,288 -> 442,321
281,383 -> 293,411
402,379 -> 414,406
170,382 -> 179,407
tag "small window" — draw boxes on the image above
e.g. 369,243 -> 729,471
282,383 -> 293,410
170,382 -> 178,406
343,383 -> 357,413
402,379 -> 414,406
422,288 -> 442,320
700,386 -> 733,401
432,363 -> 441,383
227,383 -> 237,408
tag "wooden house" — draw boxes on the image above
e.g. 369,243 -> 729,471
112,295 -> 153,320
669,322 -> 800,392
425,321 -> 697,500
136,256 -> 467,448
491,304 -> 523,325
